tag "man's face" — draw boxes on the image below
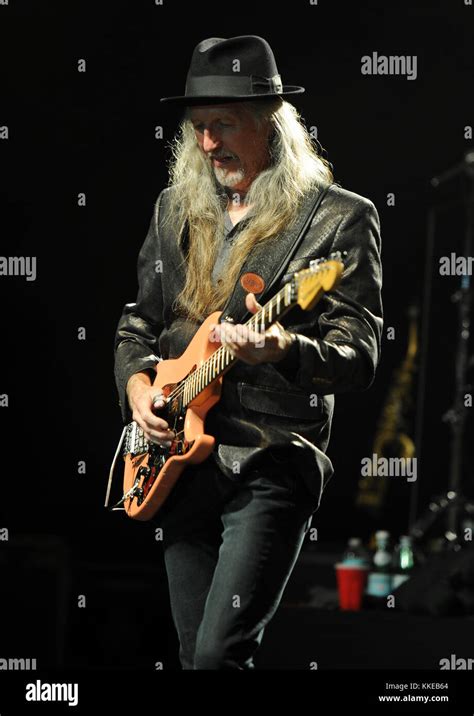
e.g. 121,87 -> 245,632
189,103 -> 271,193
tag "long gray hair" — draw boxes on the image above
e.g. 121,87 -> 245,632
164,98 -> 333,322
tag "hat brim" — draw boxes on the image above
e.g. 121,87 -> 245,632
159,86 -> 305,105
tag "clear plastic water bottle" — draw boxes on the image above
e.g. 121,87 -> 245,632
341,537 -> 370,567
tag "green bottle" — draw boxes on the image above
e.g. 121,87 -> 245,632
392,535 -> 415,589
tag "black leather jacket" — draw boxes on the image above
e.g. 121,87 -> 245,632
113,183 -> 383,507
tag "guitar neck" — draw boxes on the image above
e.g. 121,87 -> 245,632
181,281 -> 297,407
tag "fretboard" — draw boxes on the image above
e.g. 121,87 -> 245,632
182,281 -> 297,406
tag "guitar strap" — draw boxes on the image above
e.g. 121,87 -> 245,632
219,181 -> 333,325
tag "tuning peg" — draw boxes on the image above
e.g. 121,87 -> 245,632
329,250 -> 348,263
309,257 -> 325,271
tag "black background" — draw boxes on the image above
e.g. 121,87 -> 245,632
0,0 -> 473,684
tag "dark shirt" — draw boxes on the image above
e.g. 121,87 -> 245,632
212,209 -> 253,285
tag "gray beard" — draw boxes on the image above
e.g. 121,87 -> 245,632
213,165 -> 246,188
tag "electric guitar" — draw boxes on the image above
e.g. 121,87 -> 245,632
106,253 -> 344,521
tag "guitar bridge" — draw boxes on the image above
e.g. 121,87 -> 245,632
123,421 -> 150,456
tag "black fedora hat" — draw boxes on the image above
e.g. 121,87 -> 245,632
160,35 -> 305,106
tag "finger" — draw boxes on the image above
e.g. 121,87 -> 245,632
151,392 -> 166,408
209,323 -> 220,343
220,323 -> 238,345
266,324 -> 280,338
134,414 -> 172,442
227,323 -> 252,346
222,338 -> 238,357
144,431 -> 173,447
144,414 -> 174,433
147,428 -> 175,444
137,406 -> 172,433
233,324 -> 248,345
245,292 -> 262,314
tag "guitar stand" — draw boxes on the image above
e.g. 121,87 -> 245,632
411,152 -> 474,544
410,491 -> 474,549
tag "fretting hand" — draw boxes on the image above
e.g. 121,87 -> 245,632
210,292 -> 295,365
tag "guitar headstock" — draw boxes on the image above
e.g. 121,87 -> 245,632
292,251 -> 345,311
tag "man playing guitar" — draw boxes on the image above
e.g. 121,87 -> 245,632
113,35 -> 383,670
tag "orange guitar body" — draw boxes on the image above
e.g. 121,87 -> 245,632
123,311 -> 223,521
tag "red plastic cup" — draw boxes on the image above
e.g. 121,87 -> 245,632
335,563 -> 369,611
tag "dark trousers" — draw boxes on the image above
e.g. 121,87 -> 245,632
152,452 -> 321,670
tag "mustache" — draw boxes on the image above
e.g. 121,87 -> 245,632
209,152 -> 239,160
